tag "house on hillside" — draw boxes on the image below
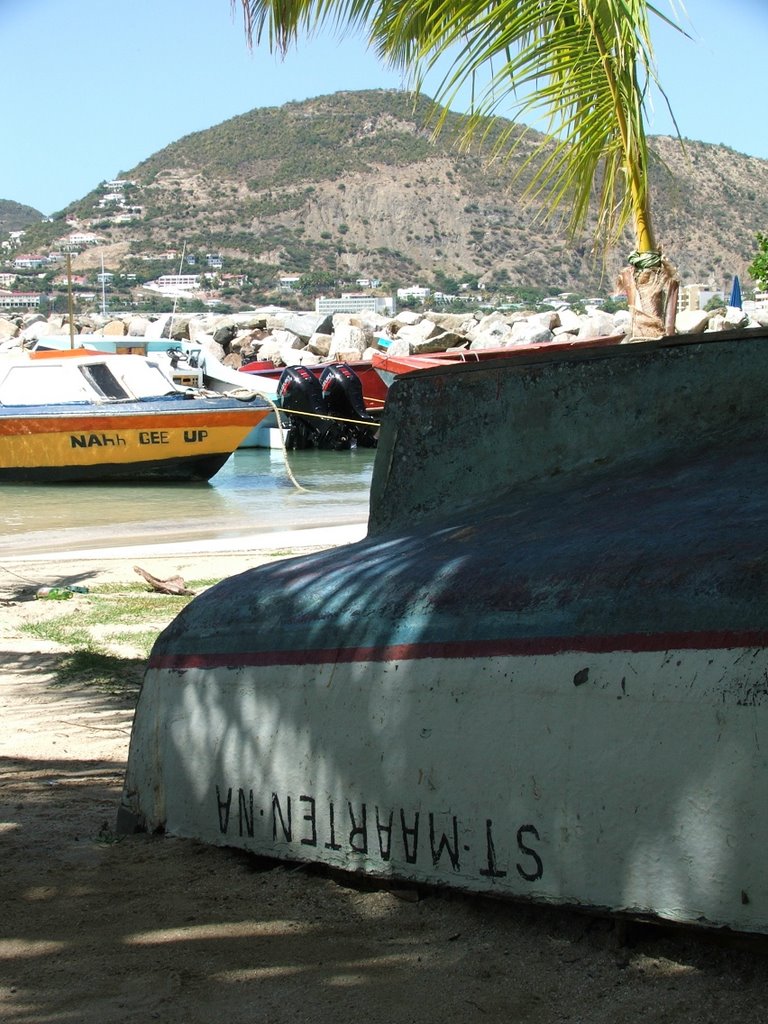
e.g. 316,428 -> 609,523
277,274 -> 301,292
143,274 -> 201,296
65,232 -> 102,249
397,285 -> 431,301
13,256 -> 47,269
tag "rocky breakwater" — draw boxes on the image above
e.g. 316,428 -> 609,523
1,302 -> 767,368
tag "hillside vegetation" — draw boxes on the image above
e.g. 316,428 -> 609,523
0,199 -> 44,234
16,90 -> 768,299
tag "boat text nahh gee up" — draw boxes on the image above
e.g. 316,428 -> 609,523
0,347 -> 272,483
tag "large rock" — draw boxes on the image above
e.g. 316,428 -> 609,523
509,320 -> 555,345
213,323 -> 238,347
347,311 -> 392,335
723,306 -> 750,329
186,318 -> 213,343
218,312 -> 269,331
530,311 -> 561,331
270,328 -> 303,352
422,311 -> 478,336
613,309 -> 632,334
21,313 -> 46,329
160,316 -> 191,341
392,310 -> 423,327
393,318 -> 448,351
0,317 -> 19,340
256,335 -> 292,365
467,313 -> 515,348
554,308 -> 584,334
306,332 -> 332,357
102,319 -> 128,337
675,309 -> 711,334
21,320 -> 55,342
578,311 -> 619,339
288,349 -> 324,367
127,316 -> 150,338
329,323 -> 366,359
196,335 -> 226,363
279,312 -> 333,341
382,336 -> 411,357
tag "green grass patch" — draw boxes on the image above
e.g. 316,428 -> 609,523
53,649 -> 146,697
20,581 -> 224,694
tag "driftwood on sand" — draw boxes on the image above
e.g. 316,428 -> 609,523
133,565 -> 195,596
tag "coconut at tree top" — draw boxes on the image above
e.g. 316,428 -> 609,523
233,0 -> 689,339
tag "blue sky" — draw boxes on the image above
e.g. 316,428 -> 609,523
3,0 -> 766,215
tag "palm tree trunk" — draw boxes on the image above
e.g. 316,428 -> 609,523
618,253 -> 680,341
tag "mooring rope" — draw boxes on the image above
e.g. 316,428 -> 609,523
627,250 -> 663,271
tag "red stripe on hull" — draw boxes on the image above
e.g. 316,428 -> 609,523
148,628 -> 768,671
0,408 -> 267,436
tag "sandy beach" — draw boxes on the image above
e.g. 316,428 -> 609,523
3,526 -> 768,1023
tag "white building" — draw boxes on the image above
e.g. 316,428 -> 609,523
316,295 -> 394,315
0,292 -> 41,309
277,274 -> 302,291
144,274 -> 202,296
13,256 -> 46,269
67,232 -> 102,246
397,285 -> 431,301
678,283 -> 719,312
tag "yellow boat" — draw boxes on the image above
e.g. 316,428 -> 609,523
0,348 -> 272,483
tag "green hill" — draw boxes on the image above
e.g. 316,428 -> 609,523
14,90 -> 768,302
0,199 -> 44,234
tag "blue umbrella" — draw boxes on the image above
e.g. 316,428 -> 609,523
729,274 -> 742,309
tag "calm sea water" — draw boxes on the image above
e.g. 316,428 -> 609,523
0,447 -> 376,557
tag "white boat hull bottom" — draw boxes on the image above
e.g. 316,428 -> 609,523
121,642 -> 768,933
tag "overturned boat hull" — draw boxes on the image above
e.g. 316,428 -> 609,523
120,327 -> 768,932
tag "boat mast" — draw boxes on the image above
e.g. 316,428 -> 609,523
167,242 -> 186,343
100,255 -> 107,317
66,253 -> 75,350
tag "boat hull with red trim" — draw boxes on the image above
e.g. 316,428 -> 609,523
370,333 -> 624,387
120,326 -> 768,933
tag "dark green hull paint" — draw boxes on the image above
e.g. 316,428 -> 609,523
0,450 -> 231,483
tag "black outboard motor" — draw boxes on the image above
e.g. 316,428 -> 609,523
276,366 -> 331,449
319,363 -> 379,449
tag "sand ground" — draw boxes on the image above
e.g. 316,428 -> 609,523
2,531 -> 768,1023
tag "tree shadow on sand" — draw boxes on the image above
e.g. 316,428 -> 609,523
1,646 -> 144,702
